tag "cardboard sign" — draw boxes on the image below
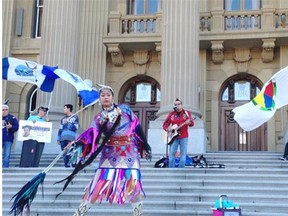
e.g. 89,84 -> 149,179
18,120 -> 52,143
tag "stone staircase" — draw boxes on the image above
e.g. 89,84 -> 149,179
2,152 -> 288,216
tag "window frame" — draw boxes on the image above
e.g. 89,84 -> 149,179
127,0 -> 161,15
34,0 -> 43,38
220,75 -> 262,103
124,81 -> 160,104
224,0 -> 261,11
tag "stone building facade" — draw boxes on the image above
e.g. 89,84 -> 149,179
2,0 -> 288,154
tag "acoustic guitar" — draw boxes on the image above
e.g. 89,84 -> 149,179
162,119 -> 191,145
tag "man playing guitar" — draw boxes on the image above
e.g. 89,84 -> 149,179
163,98 -> 194,168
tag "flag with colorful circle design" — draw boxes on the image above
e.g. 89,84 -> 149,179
233,66 -> 288,131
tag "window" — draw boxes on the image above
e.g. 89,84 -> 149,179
234,81 -> 250,100
136,83 -> 152,102
221,80 -> 260,102
225,0 -> 261,11
127,0 -> 161,15
124,82 -> 160,103
222,88 -> 229,101
126,0 -> 161,33
34,0 -> 43,38
224,0 -> 261,30
26,87 -> 38,118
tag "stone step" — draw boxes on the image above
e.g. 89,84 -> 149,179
3,206 -> 288,216
7,152 -> 284,160
3,177 -> 288,188
3,185 -> 288,199
7,153 -> 287,169
3,190 -> 288,205
3,152 -> 288,216
3,168 -> 288,179
3,198 -> 288,213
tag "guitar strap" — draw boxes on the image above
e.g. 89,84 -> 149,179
184,110 -> 190,120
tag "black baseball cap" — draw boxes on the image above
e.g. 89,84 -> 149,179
38,106 -> 49,112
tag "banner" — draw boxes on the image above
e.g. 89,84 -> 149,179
51,69 -> 99,107
18,120 -> 52,143
233,66 -> 288,131
2,57 -> 58,92
2,57 -> 99,107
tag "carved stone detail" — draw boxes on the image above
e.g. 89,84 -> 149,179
107,43 -> 124,66
133,50 -> 150,75
155,42 -> 161,64
211,41 -> 224,64
233,48 -> 251,73
261,38 -> 275,63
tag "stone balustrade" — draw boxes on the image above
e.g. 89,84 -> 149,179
199,9 -> 288,32
200,12 -> 211,32
108,8 -> 287,36
223,10 -> 261,30
121,14 -> 158,34
108,12 -> 162,35
275,9 -> 288,28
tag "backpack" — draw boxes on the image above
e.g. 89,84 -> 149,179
175,155 -> 193,167
192,155 -> 207,167
154,155 -> 193,168
192,155 -> 225,168
154,157 -> 168,168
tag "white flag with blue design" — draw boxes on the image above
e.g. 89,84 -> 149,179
2,57 -> 58,92
2,57 -> 99,107
51,69 -> 99,107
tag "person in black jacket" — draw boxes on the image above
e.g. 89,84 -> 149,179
280,120 -> 288,161
2,104 -> 19,168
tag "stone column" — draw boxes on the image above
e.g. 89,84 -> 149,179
280,0 -> 288,7
36,0 -> 82,153
2,0 -> 14,107
280,46 -> 288,76
261,0 -> 275,31
36,0 -> 108,153
37,0 -> 81,119
76,0 -> 108,126
159,0 -> 200,117
210,0 -> 224,33
148,0 -> 207,155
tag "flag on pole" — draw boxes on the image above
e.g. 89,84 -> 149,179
49,69 -> 99,107
2,57 -> 58,92
233,66 -> 288,131
2,57 -> 99,107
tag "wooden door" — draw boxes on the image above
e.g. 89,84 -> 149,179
220,106 -> 267,151
129,104 -> 158,137
219,74 -> 267,151
119,77 -> 161,138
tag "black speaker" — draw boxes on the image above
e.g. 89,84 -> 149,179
19,139 -> 44,167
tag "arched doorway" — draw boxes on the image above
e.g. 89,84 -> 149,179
25,86 -> 38,118
119,75 -> 160,137
219,73 -> 267,151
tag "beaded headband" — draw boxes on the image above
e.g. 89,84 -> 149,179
97,84 -> 114,96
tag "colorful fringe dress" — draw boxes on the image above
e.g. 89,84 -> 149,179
77,104 -> 145,205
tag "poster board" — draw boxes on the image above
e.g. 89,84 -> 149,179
18,120 -> 52,143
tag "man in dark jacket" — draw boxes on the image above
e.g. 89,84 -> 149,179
2,104 -> 19,168
57,104 -> 79,167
